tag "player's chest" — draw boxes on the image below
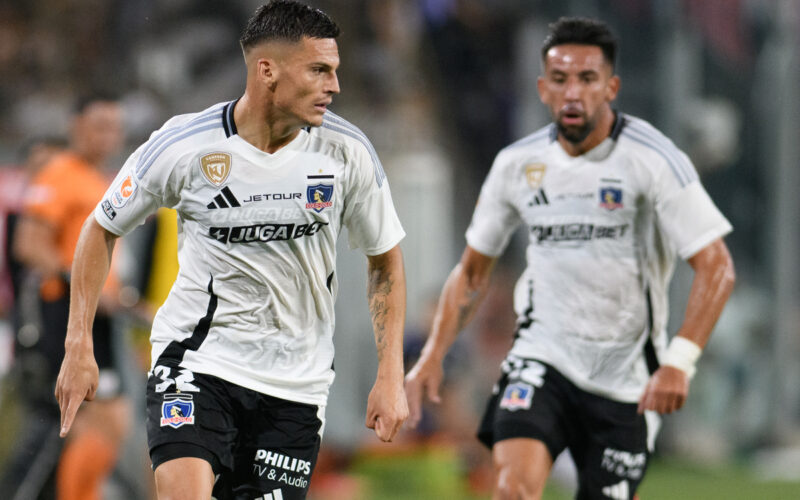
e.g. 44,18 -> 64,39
179,149 -> 345,228
511,160 -> 642,223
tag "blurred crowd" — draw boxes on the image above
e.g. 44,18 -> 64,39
1,0 -> 798,498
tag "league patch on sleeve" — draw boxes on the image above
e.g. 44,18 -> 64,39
499,382 -> 534,411
110,174 -> 138,208
101,199 -> 117,220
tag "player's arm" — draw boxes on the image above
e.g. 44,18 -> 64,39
364,244 -> 408,442
405,245 -> 497,427
638,237 -> 735,414
55,216 -> 119,437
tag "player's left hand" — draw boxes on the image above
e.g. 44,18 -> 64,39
637,365 -> 689,414
365,375 -> 409,442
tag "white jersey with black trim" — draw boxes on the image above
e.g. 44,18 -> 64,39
94,100 -> 405,406
466,114 -> 732,402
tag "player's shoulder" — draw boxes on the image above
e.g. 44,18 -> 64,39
617,113 -> 698,185
135,101 -> 231,179
503,123 -> 556,154
313,110 -> 386,186
314,110 -> 375,153
487,124 -> 556,174
617,114 -> 684,158
152,101 -> 229,137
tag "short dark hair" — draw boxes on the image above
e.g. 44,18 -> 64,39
239,1 -> 340,51
73,92 -> 120,115
541,17 -> 618,69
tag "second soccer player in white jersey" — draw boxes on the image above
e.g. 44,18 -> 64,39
55,2 -> 408,499
406,17 -> 735,500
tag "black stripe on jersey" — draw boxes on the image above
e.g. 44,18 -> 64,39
610,112 -> 628,140
213,194 -> 229,208
222,99 -> 240,138
221,186 -> 240,207
643,286 -> 660,374
308,175 -> 334,179
513,279 -> 535,341
155,276 -> 218,368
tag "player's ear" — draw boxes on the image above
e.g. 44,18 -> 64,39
536,76 -> 548,103
606,75 -> 620,102
257,58 -> 277,85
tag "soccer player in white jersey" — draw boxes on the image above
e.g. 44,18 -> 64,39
54,2 -> 408,498
405,17 -> 735,500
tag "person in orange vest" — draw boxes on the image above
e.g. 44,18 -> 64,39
14,93 -> 130,500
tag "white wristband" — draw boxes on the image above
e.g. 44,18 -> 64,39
662,337 -> 702,379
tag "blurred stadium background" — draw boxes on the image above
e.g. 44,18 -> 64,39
1,0 -> 799,498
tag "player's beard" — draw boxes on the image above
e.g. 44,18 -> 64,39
556,114 -> 595,144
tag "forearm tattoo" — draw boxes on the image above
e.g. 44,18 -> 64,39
368,262 -> 394,361
456,288 -> 481,332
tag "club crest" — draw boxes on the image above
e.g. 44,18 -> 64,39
160,394 -> 195,428
525,163 -> 547,189
499,382 -> 533,411
200,152 -> 232,186
306,183 -> 333,213
599,187 -> 623,210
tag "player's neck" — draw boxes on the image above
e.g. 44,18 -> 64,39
234,93 -> 301,154
557,108 -> 616,157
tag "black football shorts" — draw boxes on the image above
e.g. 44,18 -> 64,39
146,368 -> 323,500
478,358 -> 651,500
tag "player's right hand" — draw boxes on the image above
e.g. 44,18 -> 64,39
404,358 -> 444,428
55,346 -> 99,437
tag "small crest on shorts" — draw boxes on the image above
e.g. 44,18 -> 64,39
200,152 -> 232,186
525,163 -> 547,189
160,393 -> 195,428
499,382 -> 533,411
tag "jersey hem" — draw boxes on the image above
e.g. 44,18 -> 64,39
182,364 -> 329,407
465,235 -> 504,258
361,231 -> 406,256
678,223 -> 732,260
93,208 -> 125,236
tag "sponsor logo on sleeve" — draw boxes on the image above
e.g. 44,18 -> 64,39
199,152 -> 232,186
499,382 -> 534,411
101,199 -> 117,220
110,174 -> 137,208
160,393 -> 195,428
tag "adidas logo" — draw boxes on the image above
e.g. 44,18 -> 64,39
602,479 -> 629,499
528,188 -> 549,206
257,488 -> 284,500
207,186 -> 241,209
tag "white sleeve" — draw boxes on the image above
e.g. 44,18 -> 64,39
94,131 -> 180,236
342,141 -> 405,256
652,151 -> 732,259
465,151 -> 521,257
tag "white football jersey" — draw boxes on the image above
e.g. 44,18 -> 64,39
95,100 -> 405,405
466,114 -> 731,402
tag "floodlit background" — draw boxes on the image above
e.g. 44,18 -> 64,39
1,0 -> 799,498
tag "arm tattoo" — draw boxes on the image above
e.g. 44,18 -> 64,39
368,261 -> 394,361
456,289 -> 481,332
